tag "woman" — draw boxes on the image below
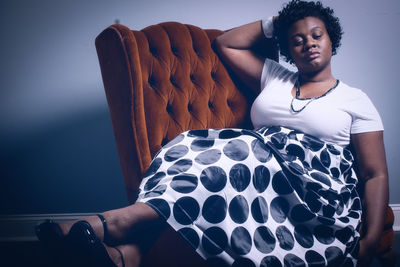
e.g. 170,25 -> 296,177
36,1 -> 388,266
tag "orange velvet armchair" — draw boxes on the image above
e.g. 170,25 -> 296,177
95,22 -> 395,266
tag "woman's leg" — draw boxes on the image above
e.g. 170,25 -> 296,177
58,202 -> 161,246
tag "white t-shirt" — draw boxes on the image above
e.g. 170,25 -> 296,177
250,58 -> 384,147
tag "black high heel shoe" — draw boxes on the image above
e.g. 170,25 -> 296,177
68,214 -> 125,267
35,220 -> 71,266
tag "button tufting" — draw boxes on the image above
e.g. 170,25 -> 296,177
148,76 -> 155,85
170,76 -> 176,86
190,74 -> 195,81
188,103 -> 193,112
166,104 -> 173,114
149,47 -> 157,56
208,101 -> 213,109
171,46 -> 179,56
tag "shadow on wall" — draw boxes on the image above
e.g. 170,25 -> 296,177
1,107 -> 128,215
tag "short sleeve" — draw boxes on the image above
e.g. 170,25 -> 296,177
260,58 -> 296,91
349,91 -> 384,134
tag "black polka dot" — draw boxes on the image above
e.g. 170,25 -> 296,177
195,149 -> 221,165
253,165 -> 270,193
144,158 -> 162,177
336,201 -> 344,216
286,144 -> 305,161
305,250 -> 326,266
322,204 -> 336,218
163,133 -> 184,148
289,162 -> 305,175
202,227 -> 228,255
338,216 -> 350,223
335,226 -> 354,244
260,256 -> 282,267
271,132 -> 287,149
330,167 -> 340,180
325,246 -> 344,266
223,140 -> 249,161
146,198 -> 171,219
343,148 -> 353,161
231,226 -> 252,255
341,187 -> 351,204
178,227 -> 199,249
251,139 -> 272,163
164,145 -> 189,162
173,197 -> 200,225
320,148 -> 331,168
200,166 -> 227,192
272,171 -> 293,195
232,258 -> 256,267
327,144 -> 341,155
202,195 -> 227,224
188,129 -> 208,137
190,138 -> 215,152
294,225 -> 314,248
284,253 -> 305,267
170,173 -> 198,193
291,204 -> 316,222
251,196 -> 269,223
230,164 -> 251,192
167,159 -> 192,175
310,172 -> 331,187
219,129 -> 242,139
314,225 -> 335,245
144,172 -> 166,191
229,195 -> 249,224
304,191 -> 322,213
340,159 -> 351,174
143,184 -> 167,198
254,226 -> 276,253
317,215 -> 336,226
311,156 -> 329,174
276,226 -> 294,250
351,197 -> 361,211
270,197 -> 289,223
301,135 -> 324,152
263,126 -> 281,136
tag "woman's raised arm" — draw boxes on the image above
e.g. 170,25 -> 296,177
214,20 -> 274,93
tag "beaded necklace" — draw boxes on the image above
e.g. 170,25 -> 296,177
290,79 -> 339,113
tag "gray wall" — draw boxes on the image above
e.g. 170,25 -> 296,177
1,0 -> 399,215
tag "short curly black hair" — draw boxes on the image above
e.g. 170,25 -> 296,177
273,0 -> 343,64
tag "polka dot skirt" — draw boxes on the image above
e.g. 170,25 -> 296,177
136,126 -> 361,266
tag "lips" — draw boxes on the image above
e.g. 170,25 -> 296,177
305,51 -> 320,60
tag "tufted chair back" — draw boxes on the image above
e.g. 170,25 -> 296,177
95,22 -> 395,267
95,22 -> 277,203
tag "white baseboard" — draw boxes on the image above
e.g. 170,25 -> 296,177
0,213 -> 95,242
391,204 -> 400,232
1,205 -> 399,242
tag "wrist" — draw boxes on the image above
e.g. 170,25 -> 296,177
261,16 -> 274,38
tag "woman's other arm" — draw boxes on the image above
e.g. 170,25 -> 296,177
214,20 -> 274,93
351,131 -> 389,266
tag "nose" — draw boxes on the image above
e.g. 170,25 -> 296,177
303,37 -> 317,51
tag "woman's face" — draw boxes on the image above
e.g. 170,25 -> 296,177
288,16 -> 333,74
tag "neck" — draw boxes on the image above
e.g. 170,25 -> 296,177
299,64 -> 334,84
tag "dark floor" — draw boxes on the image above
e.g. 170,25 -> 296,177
1,233 -> 399,267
